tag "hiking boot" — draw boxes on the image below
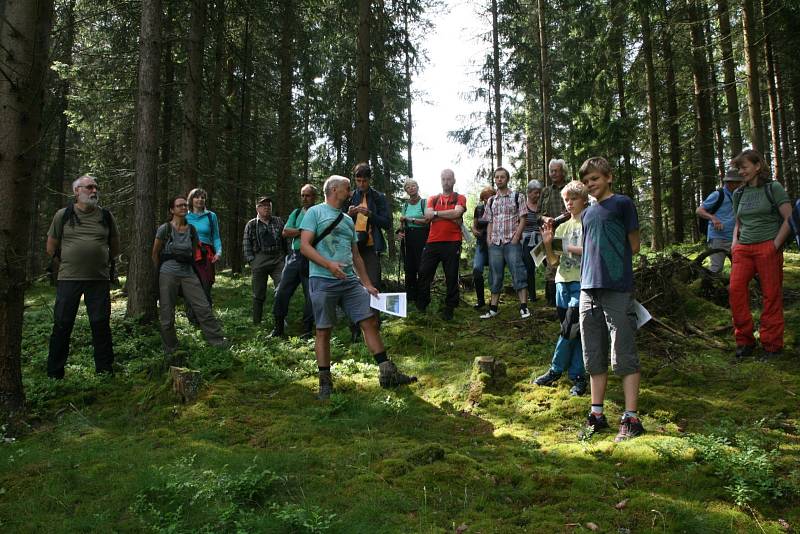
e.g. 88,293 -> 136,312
520,307 -> 531,319
570,376 -> 588,396
480,308 -> 499,319
760,349 -> 783,361
473,302 -> 485,310
735,344 -> 755,359
533,368 -> 562,386
586,412 -> 610,431
269,318 -> 286,339
442,307 -> 454,321
299,330 -> 314,340
615,416 -> 645,442
317,371 -> 333,401
378,360 -> 418,388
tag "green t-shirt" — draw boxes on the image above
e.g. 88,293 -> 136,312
299,203 -> 357,280
285,207 -> 307,250
401,198 -> 426,228
48,206 -> 119,281
733,181 -> 790,244
555,216 -> 582,283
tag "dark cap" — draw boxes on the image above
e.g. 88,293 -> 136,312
256,196 -> 272,206
723,168 -> 743,182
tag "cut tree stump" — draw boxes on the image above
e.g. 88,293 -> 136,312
466,356 -> 507,409
170,366 -> 202,403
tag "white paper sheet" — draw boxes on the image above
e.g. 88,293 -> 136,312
370,292 -> 407,318
633,300 -> 652,329
530,237 -> 562,267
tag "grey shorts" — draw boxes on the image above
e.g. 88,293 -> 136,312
309,276 -> 374,329
579,289 -> 639,376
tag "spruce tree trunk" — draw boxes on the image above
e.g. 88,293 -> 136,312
537,0 -> 551,179
51,0 -> 76,211
354,0 -> 371,163
180,0 -> 206,194
127,0 -> 161,321
205,0 -> 226,202
640,8 -> 664,250
231,14 -> 251,275
717,0 -> 743,156
703,11 -> 726,177
761,0 -> 781,181
612,2 -> 633,197
742,0 -> 765,150
275,0 -> 294,216
774,53 -> 794,196
689,0 -> 717,199
663,4 -> 684,243
403,0 -> 413,177
0,0 -> 55,420
491,0 -> 503,167
159,2 -> 176,214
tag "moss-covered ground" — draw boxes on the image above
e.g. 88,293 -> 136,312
1,250 -> 799,533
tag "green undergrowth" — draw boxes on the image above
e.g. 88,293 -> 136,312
2,253 -> 799,533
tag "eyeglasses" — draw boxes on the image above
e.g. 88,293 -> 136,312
79,184 -> 98,191
174,203 -> 188,208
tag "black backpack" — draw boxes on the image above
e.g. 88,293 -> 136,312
160,222 -> 200,264
706,187 -> 726,215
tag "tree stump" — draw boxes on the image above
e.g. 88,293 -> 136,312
465,356 -> 507,410
170,366 -> 201,403
476,356 -> 506,381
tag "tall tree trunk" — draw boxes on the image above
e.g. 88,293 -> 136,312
205,0 -> 225,204
717,0 -> 743,156
640,8 -> 664,250
774,51 -> 794,195
159,2 -> 176,212
403,0 -> 413,177
536,0 -> 551,180
689,0 -> 717,199
127,0 -> 161,321
703,10 -> 726,177
761,0 -> 782,181
611,1 -> 633,197
275,0 -> 294,216
742,0 -> 765,150
231,14 -> 251,275
491,0 -> 503,166
180,0 -> 206,193
51,0 -> 76,211
0,0 -> 55,420
663,3 -> 684,243
354,0 -> 371,163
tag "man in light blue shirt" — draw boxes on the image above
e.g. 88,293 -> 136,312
696,168 -> 744,273
300,175 -> 417,400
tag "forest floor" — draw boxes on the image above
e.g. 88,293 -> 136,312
1,247 -> 799,533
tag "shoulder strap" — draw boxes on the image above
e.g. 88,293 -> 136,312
60,203 -> 77,233
312,212 -> 344,247
708,188 -> 725,215
206,212 -> 215,241
763,181 -> 778,213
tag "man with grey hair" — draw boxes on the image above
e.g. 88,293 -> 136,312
540,158 -> 569,306
416,168 -> 467,320
45,174 -> 120,379
299,175 -> 416,400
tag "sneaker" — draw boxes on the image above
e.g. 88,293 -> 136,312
533,369 -> 562,386
480,309 -> 499,319
614,416 -> 645,442
570,376 -> 588,396
442,307 -> 454,321
519,307 -> 531,319
378,360 -> 418,388
586,412 -> 610,431
735,344 -> 755,359
317,371 -> 333,401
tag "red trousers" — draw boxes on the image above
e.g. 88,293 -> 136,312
729,240 -> 784,351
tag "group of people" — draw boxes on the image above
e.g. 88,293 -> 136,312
45,147 -> 794,440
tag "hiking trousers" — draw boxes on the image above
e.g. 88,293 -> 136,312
403,227 -> 428,304
47,280 -> 114,378
417,241 -> 461,310
251,252 -> 284,323
272,251 -> 314,330
159,272 -> 226,353
729,240 -> 784,351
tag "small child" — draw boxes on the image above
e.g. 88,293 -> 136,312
578,157 -> 644,442
533,181 -> 589,396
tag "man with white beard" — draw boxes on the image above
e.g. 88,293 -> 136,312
46,174 -> 120,379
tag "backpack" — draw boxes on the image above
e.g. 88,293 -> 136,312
160,222 -> 201,264
487,191 -> 524,214
401,197 -> 426,227
706,187 -> 726,215
48,203 -> 116,282
733,180 -> 797,248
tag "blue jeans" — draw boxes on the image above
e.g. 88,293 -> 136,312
550,281 -> 585,380
488,242 -> 528,294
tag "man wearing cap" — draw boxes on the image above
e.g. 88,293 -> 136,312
696,168 -> 745,274
243,196 -> 285,324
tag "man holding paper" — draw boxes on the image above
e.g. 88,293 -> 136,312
300,175 -> 417,400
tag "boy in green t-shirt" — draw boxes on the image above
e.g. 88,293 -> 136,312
533,181 -> 589,396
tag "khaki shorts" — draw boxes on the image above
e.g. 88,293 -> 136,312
579,289 -> 639,376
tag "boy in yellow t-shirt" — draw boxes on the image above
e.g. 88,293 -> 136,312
533,181 -> 589,396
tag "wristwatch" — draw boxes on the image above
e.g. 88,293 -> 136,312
433,210 -> 438,218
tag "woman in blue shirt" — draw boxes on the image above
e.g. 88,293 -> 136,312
186,188 -> 223,316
